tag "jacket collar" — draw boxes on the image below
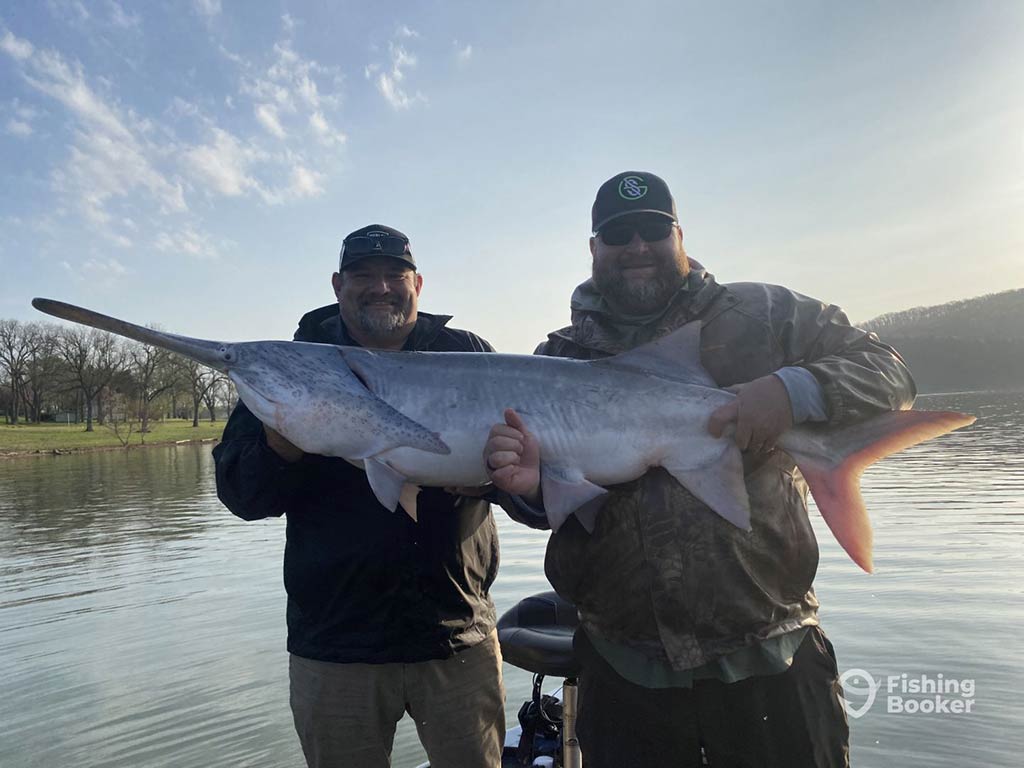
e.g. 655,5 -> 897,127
309,307 -> 454,350
552,267 -> 726,355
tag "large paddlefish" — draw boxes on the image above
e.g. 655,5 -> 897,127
32,297 -> 974,572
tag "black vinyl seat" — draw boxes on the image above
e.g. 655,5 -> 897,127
497,590 -> 581,678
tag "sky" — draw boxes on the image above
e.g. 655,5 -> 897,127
1,0 -> 1022,353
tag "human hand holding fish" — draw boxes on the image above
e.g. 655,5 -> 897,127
483,409 -> 542,505
708,374 -> 794,454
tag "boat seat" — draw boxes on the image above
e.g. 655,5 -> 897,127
497,590 -> 581,678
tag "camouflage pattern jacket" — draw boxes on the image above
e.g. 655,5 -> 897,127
535,268 -> 916,670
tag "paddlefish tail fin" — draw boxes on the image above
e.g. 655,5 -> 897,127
783,410 -> 975,574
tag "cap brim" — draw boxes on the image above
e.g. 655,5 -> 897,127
340,252 -> 416,270
592,209 -> 676,233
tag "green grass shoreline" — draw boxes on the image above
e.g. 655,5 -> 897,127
0,419 -> 225,457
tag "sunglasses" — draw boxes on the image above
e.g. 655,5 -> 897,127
342,234 -> 411,259
597,219 -> 675,246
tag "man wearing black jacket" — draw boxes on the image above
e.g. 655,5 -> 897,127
213,225 -> 504,768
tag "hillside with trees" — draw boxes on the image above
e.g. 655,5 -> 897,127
860,288 -> 1024,393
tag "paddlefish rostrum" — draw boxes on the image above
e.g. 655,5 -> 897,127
32,297 -> 974,572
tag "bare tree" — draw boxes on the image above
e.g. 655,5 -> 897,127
127,336 -> 174,438
176,358 -> 219,428
103,391 -> 138,447
19,323 -> 62,423
58,327 -> 125,432
201,373 -> 229,422
0,319 -> 34,424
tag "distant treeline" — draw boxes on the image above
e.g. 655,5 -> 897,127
1,318 -> 237,431
861,288 -> 1024,394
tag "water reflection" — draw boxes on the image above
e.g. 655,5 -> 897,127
1,391 -> 1022,767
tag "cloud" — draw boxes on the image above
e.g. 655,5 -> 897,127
309,110 -> 346,146
255,102 -> 286,138
4,19 -> 343,266
184,127 -> 257,197
5,118 -> 32,136
3,33 -> 187,251
370,41 -> 426,110
154,226 -> 221,260
1,30 -> 34,61
455,41 -> 473,62
45,0 -> 91,25
396,25 -> 419,39
107,1 -> 141,30
288,165 -> 324,199
64,255 -> 133,288
194,0 -> 221,18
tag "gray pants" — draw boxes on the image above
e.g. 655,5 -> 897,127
289,632 -> 505,768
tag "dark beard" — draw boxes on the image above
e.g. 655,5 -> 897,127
592,253 -> 688,316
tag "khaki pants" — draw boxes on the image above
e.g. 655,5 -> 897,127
289,632 -> 505,768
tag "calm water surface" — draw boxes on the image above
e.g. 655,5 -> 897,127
1,391 -> 1022,767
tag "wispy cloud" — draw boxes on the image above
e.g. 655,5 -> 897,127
45,0 -> 91,25
367,30 -> 427,110
2,29 -> 187,248
255,102 -> 286,138
193,0 -> 221,18
3,100 -> 38,136
183,127 -> 257,197
1,30 -> 34,61
107,1 -> 140,30
1,15 -> 347,276
5,118 -> 33,137
288,165 -> 324,199
455,41 -> 473,62
154,226 -> 221,260
61,255 -> 130,286
309,110 -> 346,146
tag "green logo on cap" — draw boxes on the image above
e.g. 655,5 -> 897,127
618,176 -> 648,200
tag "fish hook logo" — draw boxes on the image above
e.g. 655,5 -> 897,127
618,176 -> 648,200
839,668 -> 880,719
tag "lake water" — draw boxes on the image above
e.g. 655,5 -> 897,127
1,391 -> 1022,767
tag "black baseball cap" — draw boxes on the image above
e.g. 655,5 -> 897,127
339,224 -> 415,270
591,172 -> 677,232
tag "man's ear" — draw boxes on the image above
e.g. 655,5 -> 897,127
331,272 -> 343,299
589,236 -> 597,259
414,272 -> 423,296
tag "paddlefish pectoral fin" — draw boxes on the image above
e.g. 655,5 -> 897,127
663,441 -> 752,530
781,409 -> 976,573
232,359 -> 451,460
364,457 -> 421,521
541,465 -> 609,533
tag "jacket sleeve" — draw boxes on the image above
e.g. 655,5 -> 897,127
767,287 -> 917,424
212,401 -> 310,520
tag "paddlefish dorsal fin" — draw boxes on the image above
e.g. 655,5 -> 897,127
594,321 -> 716,387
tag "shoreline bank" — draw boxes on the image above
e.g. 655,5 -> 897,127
0,436 -> 221,460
